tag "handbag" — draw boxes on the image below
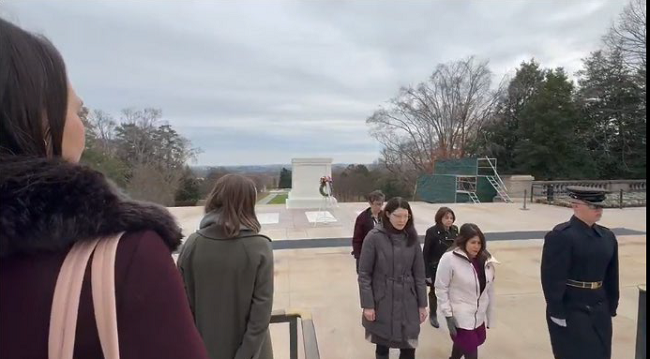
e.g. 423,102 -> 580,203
48,233 -> 124,359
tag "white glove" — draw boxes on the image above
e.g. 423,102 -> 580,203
550,316 -> 567,327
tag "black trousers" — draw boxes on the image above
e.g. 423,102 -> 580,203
428,285 -> 437,314
546,303 -> 613,359
450,344 -> 478,359
376,345 -> 415,359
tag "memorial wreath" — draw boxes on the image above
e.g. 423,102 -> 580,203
319,176 -> 333,197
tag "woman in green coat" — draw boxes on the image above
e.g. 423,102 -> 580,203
178,174 -> 274,359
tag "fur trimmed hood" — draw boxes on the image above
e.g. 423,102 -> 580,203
0,156 -> 183,259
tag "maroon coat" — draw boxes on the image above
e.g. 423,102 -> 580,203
352,208 -> 380,259
0,156 -> 209,359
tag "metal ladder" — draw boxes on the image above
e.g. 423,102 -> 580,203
483,158 -> 513,203
456,176 -> 481,204
486,176 -> 513,203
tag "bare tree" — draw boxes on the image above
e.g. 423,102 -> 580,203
332,165 -> 376,202
114,109 -> 163,165
126,164 -> 177,206
86,110 -> 117,156
367,57 -> 503,177
604,0 -> 646,69
376,147 -> 419,195
121,108 -> 162,128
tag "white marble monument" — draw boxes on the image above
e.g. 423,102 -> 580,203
286,158 -> 339,209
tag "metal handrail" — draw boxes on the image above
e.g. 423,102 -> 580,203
532,180 -> 647,194
271,309 -> 320,359
637,286 -> 646,359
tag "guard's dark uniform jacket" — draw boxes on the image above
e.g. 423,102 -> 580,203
541,216 -> 620,359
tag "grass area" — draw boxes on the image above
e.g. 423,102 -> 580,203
268,193 -> 288,205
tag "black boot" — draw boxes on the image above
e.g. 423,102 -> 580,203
376,344 -> 390,359
430,313 -> 440,328
450,344 -> 463,359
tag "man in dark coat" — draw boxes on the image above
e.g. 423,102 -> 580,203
541,186 -> 620,359
352,190 -> 385,272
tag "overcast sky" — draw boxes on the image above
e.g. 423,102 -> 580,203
2,1 -> 628,166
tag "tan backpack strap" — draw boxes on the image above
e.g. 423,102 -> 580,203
49,238 -> 101,359
91,232 -> 124,359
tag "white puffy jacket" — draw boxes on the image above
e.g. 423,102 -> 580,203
434,248 -> 498,330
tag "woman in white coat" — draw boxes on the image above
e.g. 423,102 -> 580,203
435,223 -> 497,359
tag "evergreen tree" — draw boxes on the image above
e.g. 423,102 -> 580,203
473,60 -> 546,174
578,50 -> 646,179
278,168 -> 292,188
514,69 -> 595,180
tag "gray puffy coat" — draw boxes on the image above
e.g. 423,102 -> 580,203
358,225 -> 427,344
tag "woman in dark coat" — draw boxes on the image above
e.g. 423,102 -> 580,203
352,190 -> 385,272
178,174 -> 274,359
422,206 -> 459,328
0,18 -> 208,358
358,197 -> 428,359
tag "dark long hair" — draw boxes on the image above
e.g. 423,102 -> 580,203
0,18 -> 69,157
204,174 -> 261,238
434,206 -> 456,226
381,197 -> 418,246
453,223 -> 489,262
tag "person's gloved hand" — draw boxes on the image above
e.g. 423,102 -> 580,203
446,316 -> 458,337
550,316 -> 567,327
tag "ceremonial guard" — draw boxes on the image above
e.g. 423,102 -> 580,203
541,186 -> 620,359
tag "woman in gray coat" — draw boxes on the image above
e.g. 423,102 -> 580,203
178,174 -> 274,359
358,197 -> 428,359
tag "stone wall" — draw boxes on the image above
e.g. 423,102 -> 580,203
535,192 -> 646,208
502,175 -> 535,201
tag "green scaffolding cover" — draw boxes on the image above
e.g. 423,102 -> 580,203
434,158 -> 479,176
416,175 -> 456,203
416,158 -> 499,203
477,177 -> 498,202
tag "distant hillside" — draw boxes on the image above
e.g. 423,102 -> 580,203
191,165 -> 285,177
191,163 -> 361,177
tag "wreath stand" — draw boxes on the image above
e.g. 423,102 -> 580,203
313,182 -> 337,227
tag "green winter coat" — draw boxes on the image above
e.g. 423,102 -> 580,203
178,212 -> 274,359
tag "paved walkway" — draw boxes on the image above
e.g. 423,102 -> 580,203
167,202 -> 647,358
169,202 -> 647,240
257,193 -> 278,205
268,236 -> 646,359
270,227 -> 645,250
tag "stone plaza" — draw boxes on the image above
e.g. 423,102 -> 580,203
169,202 -> 646,359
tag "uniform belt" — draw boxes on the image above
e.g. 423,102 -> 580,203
566,279 -> 603,289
